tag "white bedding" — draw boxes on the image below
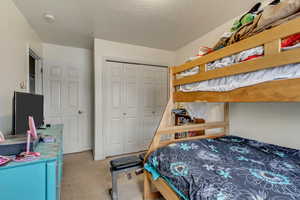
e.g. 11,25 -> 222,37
178,45 -> 300,92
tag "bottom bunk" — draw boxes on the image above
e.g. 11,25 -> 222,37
145,135 -> 300,200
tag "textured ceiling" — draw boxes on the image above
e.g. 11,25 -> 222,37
13,0 -> 260,50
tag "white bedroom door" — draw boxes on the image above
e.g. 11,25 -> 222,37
62,67 -> 81,154
103,61 -> 168,157
44,61 -> 91,154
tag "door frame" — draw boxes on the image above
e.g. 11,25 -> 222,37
26,45 -> 43,94
100,56 -> 169,158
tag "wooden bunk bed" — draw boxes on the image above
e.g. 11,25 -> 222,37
144,17 -> 300,200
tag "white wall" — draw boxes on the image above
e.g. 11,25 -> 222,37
43,43 -> 93,151
175,18 -> 300,150
94,38 -> 175,160
175,19 -> 235,64
0,0 -> 42,134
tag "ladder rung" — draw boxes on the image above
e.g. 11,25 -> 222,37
158,133 -> 225,147
157,121 -> 228,135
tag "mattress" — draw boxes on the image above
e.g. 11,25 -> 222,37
145,136 -> 300,200
178,45 -> 300,92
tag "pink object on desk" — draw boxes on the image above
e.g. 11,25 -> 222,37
24,116 -> 40,157
13,154 -> 38,162
28,116 -> 38,140
0,156 -> 11,166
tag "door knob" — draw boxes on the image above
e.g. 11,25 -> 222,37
123,113 -> 127,115
152,111 -> 155,114
78,110 -> 84,114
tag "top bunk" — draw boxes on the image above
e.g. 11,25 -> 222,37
172,17 -> 300,102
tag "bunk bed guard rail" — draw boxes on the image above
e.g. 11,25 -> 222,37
171,18 -> 300,102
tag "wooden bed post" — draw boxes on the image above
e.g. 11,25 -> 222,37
224,103 -> 229,135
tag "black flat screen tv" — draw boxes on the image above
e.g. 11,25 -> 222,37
13,92 -> 44,135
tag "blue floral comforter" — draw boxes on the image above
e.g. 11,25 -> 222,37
146,136 -> 300,200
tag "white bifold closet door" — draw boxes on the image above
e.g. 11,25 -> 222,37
103,61 -> 168,157
140,66 -> 168,149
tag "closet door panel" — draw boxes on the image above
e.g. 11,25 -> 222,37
143,67 -> 156,112
153,68 -> 168,143
124,117 -> 139,153
104,62 -> 125,156
140,67 -> 168,149
143,83 -> 155,113
123,64 -> 140,153
141,67 -> 157,149
124,64 -> 139,116
111,81 -> 122,117
142,116 -> 157,149
109,118 -> 124,155
155,68 -> 168,117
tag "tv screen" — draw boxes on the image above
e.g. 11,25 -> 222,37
13,92 -> 44,135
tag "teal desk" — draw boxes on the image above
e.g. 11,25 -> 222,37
0,125 -> 64,200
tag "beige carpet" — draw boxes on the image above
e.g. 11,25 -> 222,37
61,151 -> 145,200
